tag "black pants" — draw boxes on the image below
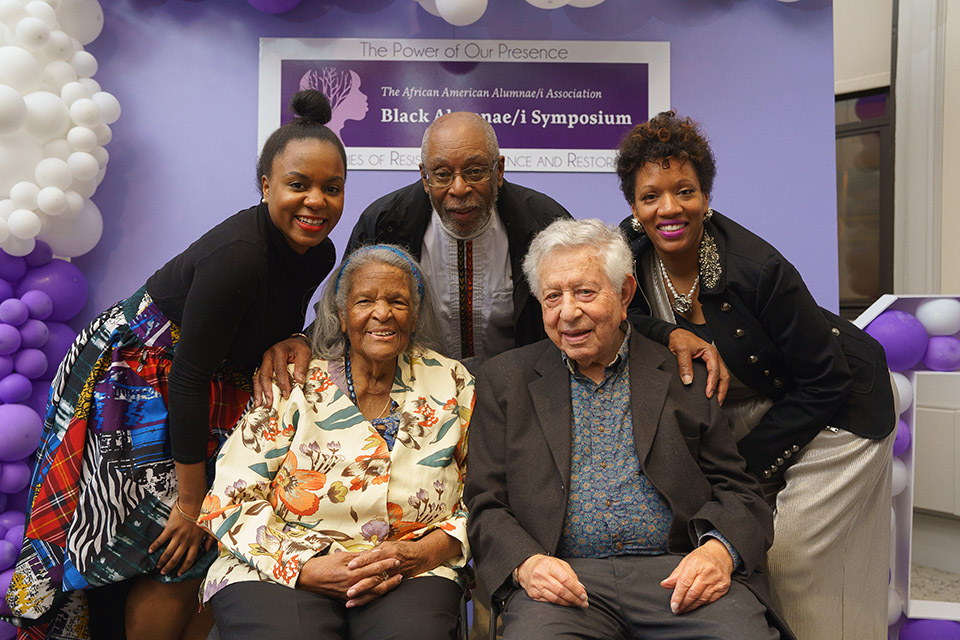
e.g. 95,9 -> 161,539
210,577 -> 461,640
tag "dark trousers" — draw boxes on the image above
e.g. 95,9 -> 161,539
210,576 -> 461,640
499,555 -> 780,640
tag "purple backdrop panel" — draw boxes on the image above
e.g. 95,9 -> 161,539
263,38 -> 669,172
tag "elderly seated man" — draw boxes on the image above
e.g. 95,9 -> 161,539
464,218 -> 794,640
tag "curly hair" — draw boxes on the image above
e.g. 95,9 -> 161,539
614,110 -> 717,205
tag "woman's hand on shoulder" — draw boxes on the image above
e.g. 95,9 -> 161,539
254,336 -> 312,406
297,549 -> 402,607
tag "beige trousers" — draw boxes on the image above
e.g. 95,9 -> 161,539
763,427 -> 895,640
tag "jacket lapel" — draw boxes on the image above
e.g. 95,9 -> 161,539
528,343 -> 573,483
628,336 -> 671,464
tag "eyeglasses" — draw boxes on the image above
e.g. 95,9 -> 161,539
423,161 -> 499,188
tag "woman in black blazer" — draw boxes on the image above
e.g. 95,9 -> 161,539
615,111 -> 896,640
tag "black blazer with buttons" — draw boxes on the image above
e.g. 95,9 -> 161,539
621,211 -> 895,477
346,179 -> 571,350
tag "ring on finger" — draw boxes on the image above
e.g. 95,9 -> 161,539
380,571 -> 389,581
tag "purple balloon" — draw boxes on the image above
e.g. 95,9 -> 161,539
900,618 -> 960,640
0,540 -> 15,571
247,0 -> 302,13
4,488 -> 28,513
24,240 -> 53,267
20,290 -> 52,320
19,318 -> 49,349
0,512 -> 24,530
40,322 -> 75,370
16,260 -> 88,322
26,381 -> 51,416
0,279 -> 11,305
0,355 -> 12,379
0,405 -> 42,461
922,335 -> 960,371
0,253 -> 25,283
0,324 -> 21,355
4,524 -> 23,546
0,493 -> 6,515
865,310 -> 929,371
0,461 -> 30,494
0,298 -> 28,326
14,348 -> 47,380
0,372 -> 31,403
0,619 -> 13,639
893,419 -> 911,457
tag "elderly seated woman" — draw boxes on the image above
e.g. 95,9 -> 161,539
197,245 -> 474,640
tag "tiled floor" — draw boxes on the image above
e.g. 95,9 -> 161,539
911,565 -> 960,604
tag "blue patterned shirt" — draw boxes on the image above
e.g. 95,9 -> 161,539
557,328 -> 741,569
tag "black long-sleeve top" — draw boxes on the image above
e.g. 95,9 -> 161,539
145,203 -> 336,463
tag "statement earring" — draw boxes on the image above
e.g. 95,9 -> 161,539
704,208 -> 714,222
631,217 -> 646,235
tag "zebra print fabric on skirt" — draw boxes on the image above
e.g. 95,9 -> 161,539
3,287 -> 250,639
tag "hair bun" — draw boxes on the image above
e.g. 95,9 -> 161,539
290,89 -> 332,126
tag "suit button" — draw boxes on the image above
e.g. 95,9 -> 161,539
791,444 -> 800,453
734,328 -> 746,338
762,469 -> 773,479
616,542 -> 624,550
721,302 -> 732,312
748,355 -> 759,364
606,499 -> 612,507
598,425 -> 605,433
773,378 -> 784,388
783,449 -> 792,459
776,457 -> 784,466
600,461 -> 607,469
831,327 -> 840,336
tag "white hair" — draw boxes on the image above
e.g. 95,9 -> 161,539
522,218 -> 635,300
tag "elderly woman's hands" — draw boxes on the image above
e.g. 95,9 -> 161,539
297,548 -> 403,608
358,530 -> 461,579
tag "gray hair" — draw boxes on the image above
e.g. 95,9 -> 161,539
522,218 -> 635,300
311,245 -> 441,359
420,112 -> 500,165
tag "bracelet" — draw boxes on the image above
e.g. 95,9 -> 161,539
175,498 -> 200,523
290,332 -> 310,343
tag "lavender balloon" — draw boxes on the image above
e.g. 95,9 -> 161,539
0,405 -> 42,461
0,355 -> 12,379
20,290 -> 53,320
4,525 -> 23,546
865,310 -> 928,371
247,0 -> 302,12
0,373 -> 32,403
0,253 -> 26,283
0,324 -> 21,355
19,318 -> 49,349
40,322 -> 76,371
899,618 -> 960,640
0,461 -> 30,494
893,419 -> 911,457
0,279 -> 11,305
0,512 -> 24,530
16,260 -> 88,322
922,336 -> 960,371
0,298 -> 28,326
27,381 -> 51,416
0,540 -> 14,571
14,348 -> 47,379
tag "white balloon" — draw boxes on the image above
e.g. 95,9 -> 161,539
8,207 -> 40,238
891,458 -> 908,496
2,231 -> 35,256
91,91 -> 119,124
90,144 -> 106,166
66,150 -> 96,180
42,137 -> 71,159
68,175 -> 94,198
60,79 -> 89,105
92,121 -> 110,145
43,0 -> 62,8
0,82 -> 27,135
914,298 -> 960,336
887,587 -> 902,626
0,130 -> 43,194
66,124 -> 96,151
69,49 -> 96,77
0,45 -> 43,93
34,155 -> 71,188
891,371 -> 913,414
38,195 -> 100,256
9,180 -> 39,209
566,0 -> 605,6
94,163 -> 104,184
23,90 -> 70,141
0,217 -> 8,243
435,0 -> 487,26
14,16 -> 50,50
55,0 -> 102,44
76,76 -> 99,95
0,1 -> 27,29
0,198 -> 13,220
68,96 -> 99,127
62,188 -> 82,218
41,29 -> 74,61
415,0 -> 441,16
36,184 -> 65,214
25,1 -> 57,27
525,0 -> 568,7
42,59 -> 77,91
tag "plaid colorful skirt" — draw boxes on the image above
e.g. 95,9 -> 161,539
3,288 -> 251,639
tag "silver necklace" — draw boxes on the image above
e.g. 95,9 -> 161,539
658,257 -> 698,314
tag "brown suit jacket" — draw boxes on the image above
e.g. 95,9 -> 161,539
464,334 -> 792,636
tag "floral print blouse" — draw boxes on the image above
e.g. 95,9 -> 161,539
198,346 -> 474,601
